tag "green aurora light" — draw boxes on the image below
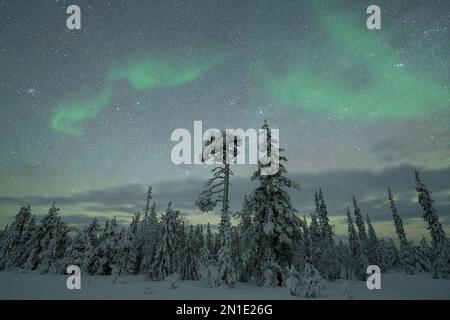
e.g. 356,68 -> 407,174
51,56 -> 219,136
259,13 -> 450,120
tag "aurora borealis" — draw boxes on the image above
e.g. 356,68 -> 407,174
52,56 -> 220,135
261,13 -> 450,120
1,0 -> 449,239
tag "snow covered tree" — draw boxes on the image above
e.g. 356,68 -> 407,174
61,226 -> 90,272
366,215 -> 384,271
115,226 -> 133,275
260,247 -> 281,287
309,213 -> 320,269
388,187 -> 416,273
83,218 -> 102,273
300,262 -> 325,298
0,206 -> 34,269
19,214 -> 36,267
24,204 -> 69,273
250,120 -> 301,286
181,226 -> 200,280
149,203 -> 182,280
380,238 -> 398,270
352,196 -> 368,253
199,226 -> 217,288
215,208 -> 237,288
194,224 -> 204,253
415,171 -> 449,279
204,222 -> 214,261
237,195 -> 257,282
88,217 -> 121,275
388,187 -> 407,246
200,232 -> 213,267
346,207 -> 367,281
286,266 -> 300,296
231,226 -> 242,280
416,235 -> 432,272
301,216 -> 311,263
196,128 -> 240,288
175,222 -> 188,274
123,212 -> 141,274
316,190 -> 340,280
140,200 -> 159,274
292,216 -> 307,274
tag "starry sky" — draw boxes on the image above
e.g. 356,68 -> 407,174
1,0 -> 449,240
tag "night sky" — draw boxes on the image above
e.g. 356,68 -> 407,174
1,0 -> 449,240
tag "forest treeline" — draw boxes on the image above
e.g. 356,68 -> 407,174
0,121 -> 448,295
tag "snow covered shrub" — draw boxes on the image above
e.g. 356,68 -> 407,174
166,273 -> 179,289
144,286 -> 156,294
285,267 -> 299,296
300,263 -> 325,298
342,282 -> 355,300
200,264 -> 218,288
259,249 -> 282,287
110,264 -> 120,284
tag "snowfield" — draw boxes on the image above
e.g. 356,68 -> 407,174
0,271 -> 448,300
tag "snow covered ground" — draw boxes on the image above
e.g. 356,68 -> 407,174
0,271 -> 448,300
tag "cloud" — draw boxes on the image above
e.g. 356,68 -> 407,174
0,183 -> 145,207
371,141 -> 410,162
1,165 -> 449,229
150,165 -> 450,225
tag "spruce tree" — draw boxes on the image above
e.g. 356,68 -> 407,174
237,195 -> 256,282
316,190 -> 340,280
124,212 -> 141,274
301,216 -> 311,264
380,238 -> 398,270
346,207 -> 367,280
250,120 -> 301,286
140,200 -> 159,274
117,226 -> 134,275
19,214 -> 36,267
149,203 -> 181,280
84,218 -> 102,274
415,171 -> 449,279
62,227 -> 90,272
301,262 -> 325,298
181,226 -> 200,280
366,215 -> 384,270
352,196 -> 368,252
417,235 -> 432,272
216,208 -> 237,288
0,206 -> 34,269
25,203 -> 68,272
89,217 -> 121,275
388,187 -> 416,273
205,222 -> 214,260
194,224 -> 204,253
309,213 -> 320,269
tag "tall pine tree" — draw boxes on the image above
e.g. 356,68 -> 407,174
316,190 -> 340,280
149,203 -> 182,280
346,207 -> 367,281
388,187 -> 416,273
250,120 -> 301,286
415,171 -> 449,279
366,215 -> 384,270
352,196 -> 368,252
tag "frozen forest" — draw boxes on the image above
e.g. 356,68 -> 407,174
0,121 -> 449,299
